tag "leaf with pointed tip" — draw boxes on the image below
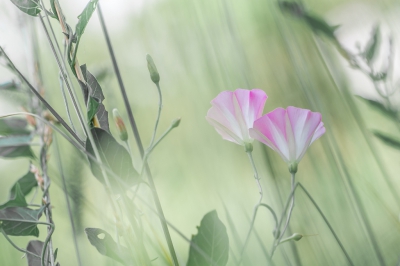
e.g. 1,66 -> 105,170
187,210 -> 229,266
75,0 -> 99,39
0,81 -> 18,91
85,228 -> 130,265
81,65 -> 110,132
0,134 -> 34,159
49,0 -> 58,20
0,183 -> 27,209
0,118 -> 30,135
373,130 -> 400,150
356,96 -> 398,120
364,25 -> 380,63
10,0 -> 41,16
87,97 -> 100,124
0,206 -> 45,236
26,240 -> 49,266
304,14 -> 339,40
10,168 -> 37,198
85,128 -> 139,192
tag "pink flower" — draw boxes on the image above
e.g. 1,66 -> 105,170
206,89 -> 268,146
249,106 -> 325,169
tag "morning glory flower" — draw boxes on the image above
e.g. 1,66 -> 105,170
206,89 -> 268,147
250,106 -> 325,172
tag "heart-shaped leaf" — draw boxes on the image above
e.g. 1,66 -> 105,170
86,128 -> 139,192
0,206 -> 45,236
187,210 -> 229,266
10,0 -> 41,16
85,228 -> 130,265
0,183 -> 27,209
10,167 -> 37,198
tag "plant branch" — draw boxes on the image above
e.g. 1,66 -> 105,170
96,3 -> 179,265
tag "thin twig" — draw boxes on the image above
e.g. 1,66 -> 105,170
96,3 -> 179,265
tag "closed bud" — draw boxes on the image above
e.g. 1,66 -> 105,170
171,118 -> 181,128
113,109 -> 128,141
292,233 -> 303,241
146,54 -> 160,84
244,142 -> 253,152
288,162 -> 298,174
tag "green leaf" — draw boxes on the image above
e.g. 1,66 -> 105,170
364,25 -> 380,63
0,134 -> 34,159
26,240 -> 48,266
10,168 -> 37,198
0,206 -> 45,236
356,96 -> 398,120
49,0 -> 59,20
85,228 -> 130,265
0,183 -> 27,209
304,14 -> 339,40
0,81 -> 18,91
81,65 -> 110,132
187,210 -> 229,266
372,130 -> 400,150
10,0 -> 41,16
87,97 -> 100,123
75,0 -> 99,39
0,118 -> 30,135
85,128 -> 139,192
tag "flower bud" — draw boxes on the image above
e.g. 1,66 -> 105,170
244,142 -> 253,152
288,162 -> 298,174
171,118 -> 181,128
113,109 -> 128,141
146,54 -> 160,84
292,233 -> 303,241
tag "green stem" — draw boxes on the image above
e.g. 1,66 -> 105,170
0,47 -> 84,146
0,228 -> 41,259
54,136 -> 82,266
297,183 -> 354,266
271,172 -> 296,258
149,83 -> 162,148
96,4 -> 179,265
240,151 -> 264,258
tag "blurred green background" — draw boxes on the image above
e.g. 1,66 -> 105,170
1,0 -> 400,265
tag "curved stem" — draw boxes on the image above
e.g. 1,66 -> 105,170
0,228 -> 41,259
240,151 -> 264,258
277,173 -> 296,243
96,4 -> 178,264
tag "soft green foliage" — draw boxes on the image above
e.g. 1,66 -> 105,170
373,130 -> 400,150
0,134 -> 34,159
85,128 -> 139,191
9,0 -> 41,16
75,0 -> 99,38
81,65 -> 109,131
187,210 -> 229,266
85,228 -> 130,265
10,170 -> 37,198
357,96 -> 398,121
0,184 -> 27,209
0,206 -> 45,237
0,118 -> 30,135
364,25 -> 380,63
